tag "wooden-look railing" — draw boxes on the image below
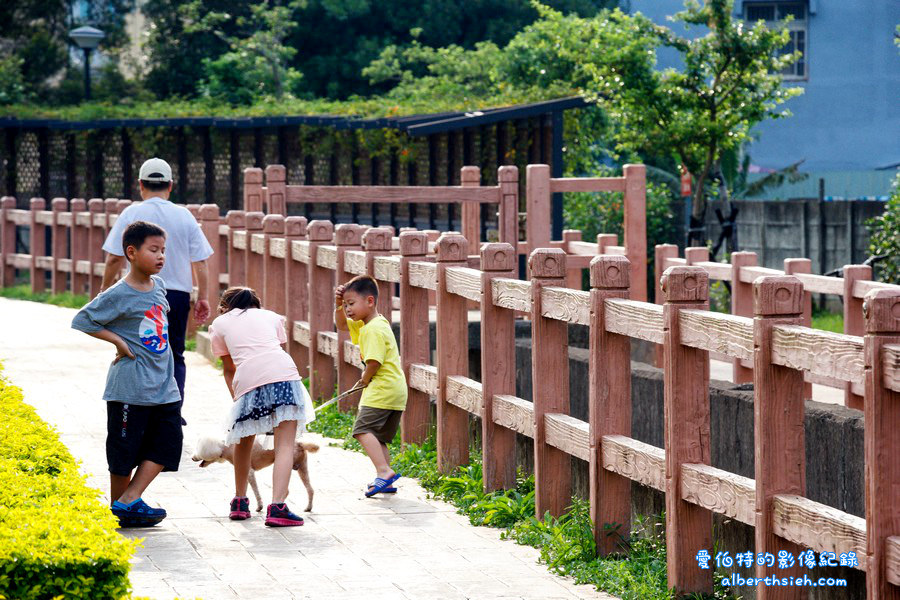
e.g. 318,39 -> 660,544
3,181 -> 899,598
654,244 -> 900,410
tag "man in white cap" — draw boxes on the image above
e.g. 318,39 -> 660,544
101,158 -> 214,419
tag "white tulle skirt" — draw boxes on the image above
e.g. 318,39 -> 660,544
225,380 -> 315,445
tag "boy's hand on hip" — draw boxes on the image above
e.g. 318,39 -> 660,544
113,341 -> 135,364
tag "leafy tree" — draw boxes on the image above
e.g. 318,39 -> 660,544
180,0 -> 305,104
866,175 -> 900,284
573,0 -> 801,244
0,54 -> 27,105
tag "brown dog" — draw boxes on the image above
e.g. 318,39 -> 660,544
191,436 -> 319,512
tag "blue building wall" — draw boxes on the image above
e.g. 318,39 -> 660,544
628,0 -> 900,180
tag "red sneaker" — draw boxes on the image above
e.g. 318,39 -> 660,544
229,496 -> 251,520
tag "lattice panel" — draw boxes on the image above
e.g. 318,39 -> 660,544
102,132 -> 125,199
47,132 -> 69,199
184,128 -> 206,204
16,131 -> 40,204
210,128 -> 233,212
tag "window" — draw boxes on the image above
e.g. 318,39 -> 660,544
744,2 -> 808,80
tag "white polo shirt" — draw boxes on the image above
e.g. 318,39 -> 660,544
103,197 -> 214,293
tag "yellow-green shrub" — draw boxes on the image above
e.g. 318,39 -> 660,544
0,367 -> 137,600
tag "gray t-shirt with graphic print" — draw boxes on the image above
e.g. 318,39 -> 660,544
72,275 -> 181,406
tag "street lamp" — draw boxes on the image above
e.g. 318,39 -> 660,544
68,26 -> 105,101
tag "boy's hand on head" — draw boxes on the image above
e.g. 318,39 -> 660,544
335,285 -> 346,308
113,340 -> 135,364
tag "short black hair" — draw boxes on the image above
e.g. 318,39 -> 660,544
345,275 -> 379,300
140,179 -> 172,192
122,221 -> 166,259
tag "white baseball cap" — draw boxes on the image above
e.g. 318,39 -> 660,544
139,157 -> 173,183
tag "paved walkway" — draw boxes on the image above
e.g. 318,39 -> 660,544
0,298 -> 613,600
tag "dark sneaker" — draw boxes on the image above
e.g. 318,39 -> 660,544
111,498 -> 166,527
230,496 -> 251,520
265,503 -> 304,527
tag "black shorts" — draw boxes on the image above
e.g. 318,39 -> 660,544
106,401 -> 184,476
352,406 -> 403,445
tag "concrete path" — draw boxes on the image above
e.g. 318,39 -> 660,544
0,298 -> 613,600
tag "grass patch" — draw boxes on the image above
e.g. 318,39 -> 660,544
307,401 -> 735,600
0,365 -> 137,599
185,338 -> 197,353
0,284 -> 89,309
812,309 -> 843,334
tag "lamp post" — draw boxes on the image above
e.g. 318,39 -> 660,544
68,26 -> 105,101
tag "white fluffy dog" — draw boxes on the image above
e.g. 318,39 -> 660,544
191,435 -> 319,512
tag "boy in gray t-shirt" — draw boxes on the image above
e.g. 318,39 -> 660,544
72,221 -> 182,527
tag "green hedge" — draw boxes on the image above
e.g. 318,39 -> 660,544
0,367 -> 136,600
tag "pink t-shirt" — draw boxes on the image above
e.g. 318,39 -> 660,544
208,308 -> 300,399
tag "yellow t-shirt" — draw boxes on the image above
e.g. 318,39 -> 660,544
347,315 -> 408,411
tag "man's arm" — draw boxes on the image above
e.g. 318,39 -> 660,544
100,254 -> 125,292
192,260 -> 210,323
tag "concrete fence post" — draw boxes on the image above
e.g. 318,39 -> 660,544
654,244 -> 679,367
843,264 -> 871,410
262,214 -> 285,314
244,211 -> 265,295
87,198 -> 105,298
399,232 -> 431,445
623,164 -> 647,301
661,265 -> 712,595
525,164 -> 551,253
244,168 -> 264,213
69,199 -> 87,295
460,166 -> 481,253
731,251 -> 758,383
29,198 -> 47,294
334,224 -> 364,409
753,275 -> 806,600
435,233 -> 470,473
862,288 -> 900,598
50,198 -> 68,294
284,216 -> 309,377
529,247 -> 570,518
0,197 -> 15,288
199,205 -> 221,303
265,164 -> 286,215
307,220 -> 335,401
589,254 -> 632,555
498,166 -> 519,249
784,257 -> 813,400
225,210 -> 246,288
479,242 -> 517,492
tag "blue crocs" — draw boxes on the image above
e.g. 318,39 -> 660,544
111,498 -> 167,527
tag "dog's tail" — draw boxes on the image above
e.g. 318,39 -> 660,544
301,441 -> 320,453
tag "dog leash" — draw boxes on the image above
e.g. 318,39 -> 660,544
315,385 -> 366,413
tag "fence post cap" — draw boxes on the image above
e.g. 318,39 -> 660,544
334,223 -> 363,246
481,243 -> 516,272
104,198 -> 118,212
597,233 -> 619,246
307,220 -> 333,241
363,227 -> 393,251
284,216 -> 307,237
399,231 -> 428,256
529,248 -> 566,279
0,196 -> 15,209
460,165 -> 481,184
199,204 -> 219,220
863,289 -> 900,334
562,229 -> 582,241
51,197 -> 68,211
591,255 -> 630,289
784,257 -> 812,269
526,163 -> 550,175
262,214 -> 285,234
264,164 -> 286,181
498,165 -> 519,183
245,211 -> 264,230
70,198 -> 85,211
436,233 -> 468,262
116,199 -> 132,213
753,276 -> 803,316
225,210 -> 246,227
88,198 -> 104,211
399,226 -> 417,233
655,243 -> 678,250
30,197 -> 46,209
660,266 -> 709,302
243,167 -> 264,183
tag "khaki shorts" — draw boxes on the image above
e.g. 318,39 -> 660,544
352,406 -> 403,444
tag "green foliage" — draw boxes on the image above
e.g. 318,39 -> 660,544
0,284 -> 90,309
811,309 -> 843,334
866,175 -> 900,285
0,54 -> 27,106
0,366 -> 137,599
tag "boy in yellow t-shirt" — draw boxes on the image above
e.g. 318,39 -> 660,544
334,275 -> 407,497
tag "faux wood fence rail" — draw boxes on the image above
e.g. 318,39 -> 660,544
654,244 -> 900,410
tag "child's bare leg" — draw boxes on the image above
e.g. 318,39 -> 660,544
354,433 -> 394,479
272,420 -> 298,504
110,473 -> 131,505
233,436 -> 255,498
117,460 -> 165,504
380,443 -> 391,469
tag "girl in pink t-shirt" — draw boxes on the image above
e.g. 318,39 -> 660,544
209,286 -> 314,527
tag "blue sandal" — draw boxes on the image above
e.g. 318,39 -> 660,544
111,498 -> 167,527
365,473 -> 401,497
366,480 -> 397,494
